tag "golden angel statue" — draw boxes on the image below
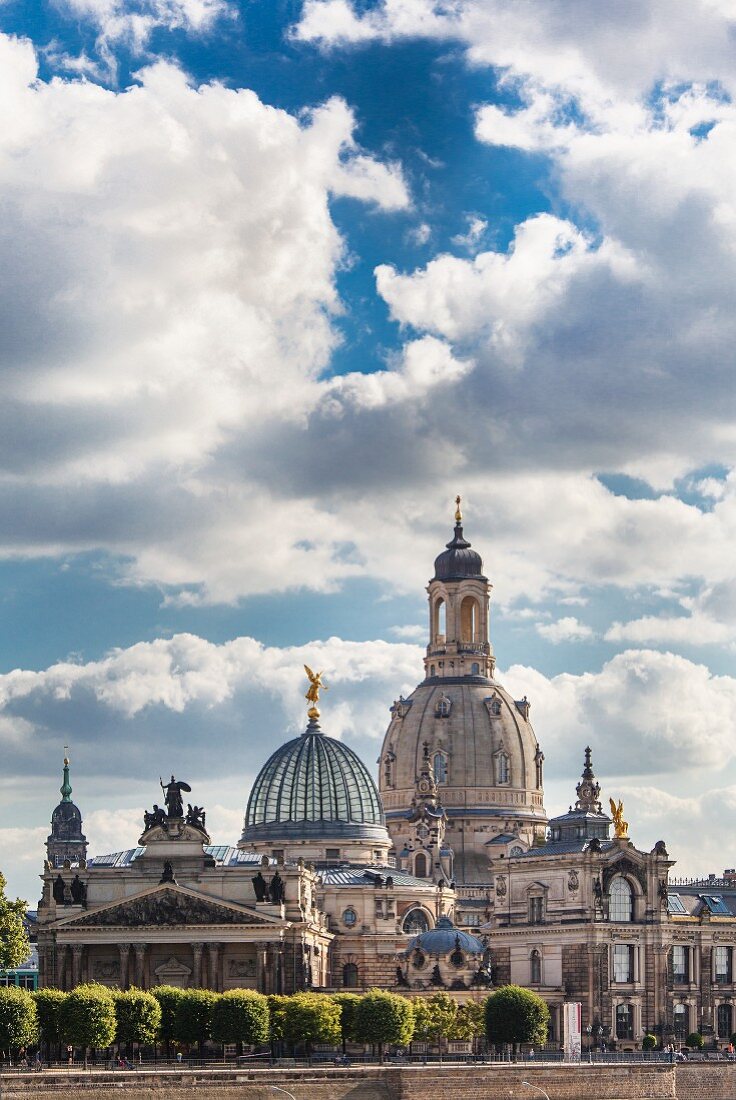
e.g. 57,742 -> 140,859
609,797 -> 628,839
304,665 -> 328,718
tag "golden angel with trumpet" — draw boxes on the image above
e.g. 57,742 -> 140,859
304,665 -> 328,718
609,797 -> 628,839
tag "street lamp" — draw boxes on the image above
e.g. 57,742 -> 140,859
270,1087 -> 296,1100
522,1080 -> 550,1100
585,1025 -> 592,1063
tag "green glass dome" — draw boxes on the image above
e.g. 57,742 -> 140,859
241,716 -> 389,843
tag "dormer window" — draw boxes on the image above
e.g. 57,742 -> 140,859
494,749 -> 510,785
433,752 -> 448,785
435,694 -> 452,718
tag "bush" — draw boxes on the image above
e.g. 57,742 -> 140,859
151,985 -> 186,1051
59,984 -> 116,1064
34,989 -> 66,1055
174,989 -> 218,1054
686,1031 -> 704,1049
211,990 -> 269,1050
283,992 -> 341,1053
332,993 -> 361,1046
642,1033 -> 657,1051
485,985 -> 550,1052
267,995 -> 290,1046
355,990 -> 414,1061
0,986 -> 39,1056
114,988 -> 161,1047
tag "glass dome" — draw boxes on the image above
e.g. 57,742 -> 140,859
241,716 -> 389,843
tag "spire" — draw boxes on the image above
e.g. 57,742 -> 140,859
454,495 -> 462,524
574,746 -> 602,813
60,749 -> 72,803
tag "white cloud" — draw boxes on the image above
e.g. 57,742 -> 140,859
57,0 -> 232,59
536,616 -> 593,644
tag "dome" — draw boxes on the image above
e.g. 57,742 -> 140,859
403,915 -> 484,956
433,522 -> 485,582
242,716 -> 389,843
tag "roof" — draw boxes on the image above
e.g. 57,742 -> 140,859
317,865 -> 434,888
402,915 -> 485,957
433,522 -> 485,582
510,839 -> 616,858
88,846 -> 276,869
667,890 -> 736,918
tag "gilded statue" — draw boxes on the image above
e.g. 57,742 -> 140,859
609,797 -> 629,839
304,665 -> 328,718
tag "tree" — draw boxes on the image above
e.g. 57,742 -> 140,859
485,985 -> 549,1056
114,988 -> 161,1051
283,992 -> 341,1055
411,992 -> 457,1059
355,990 -> 414,1062
174,989 -> 218,1056
59,983 -> 117,1066
332,992 -> 361,1050
642,1033 -> 657,1051
0,873 -> 30,972
0,987 -> 39,1058
211,990 -> 269,1054
686,1031 -> 704,1049
449,1001 -> 486,1042
267,994 -> 290,1057
151,985 -> 186,1056
34,989 -> 67,1063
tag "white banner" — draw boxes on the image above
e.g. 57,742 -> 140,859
563,1002 -> 582,1062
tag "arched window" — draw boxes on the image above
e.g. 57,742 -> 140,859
342,908 -> 357,927
471,662 -> 480,676
430,664 -> 436,677
414,852 -> 428,878
433,752 -> 447,784
495,752 -> 510,785
530,950 -> 541,984
433,598 -> 446,641
616,1004 -> 634,1040
460,596 -> 479,642
718,1002 -> 732,1038
673,1003 -> 689,1039
403,908 -> 430,934
342,962 -> 359,988
609,877 -> 633,922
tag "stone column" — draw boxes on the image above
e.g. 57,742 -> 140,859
118,943 -> 132,990
134,943 -> 147,988
71,945 -> 84,988
256,945 -> 268,994
192,943 -> 204,988
55,944 -> 68,990
207,944 -> 220,992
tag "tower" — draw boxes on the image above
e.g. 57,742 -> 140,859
46,754 -> 88,868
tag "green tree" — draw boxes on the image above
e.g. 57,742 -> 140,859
332,992 -> 361,1050
0,873 -> 30,972
0,987 -> 39,1058
642,1033 -> 657,1051
686,1031 -> 704,1049
34,988 -> 67,1063
211,990 -> 269,1054
174,989 -> 218,1056
449,1001 -> 486,1042
59,983 -> 117,1066
485,985 -> 549,1056
283,992 -> 341,1055
151,985 -> 186,1056
267,994 -> 290,1056
411,992 -> 457,1059
114,988 -> 161,1052
355,990 -> 414,1062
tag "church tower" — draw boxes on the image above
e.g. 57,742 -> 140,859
380,502 -> 547,884
46,755 -> 88,868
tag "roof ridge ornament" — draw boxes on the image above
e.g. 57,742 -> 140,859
304,664 -> 327,720
455,495 -> 462,524
60,748 -> 73,803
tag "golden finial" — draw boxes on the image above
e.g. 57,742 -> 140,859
304,665 -> 328,720
64,743 -> 69,767
455,495 -> 462,523
609,797 -> 629,839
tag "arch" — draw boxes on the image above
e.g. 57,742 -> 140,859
433,597 -> 446,641
609,877 -> 633,922
342,962 -> 359,988
616,1003 -> 634,1040
530,949 -> 541,984
718,1002 -> 732,1038
402,908 -> 431,934
460,596 -> 480,642
414,852 -> 429,878
433,752 -> 448,785
471,662 -> 480,676
673,1003 -> 689,1040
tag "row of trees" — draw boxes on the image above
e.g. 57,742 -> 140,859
0,983 -> 550,1063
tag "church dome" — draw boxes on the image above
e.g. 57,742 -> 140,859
433,522 -> 485,582
403,915 -> 485,957
242,716 -> 389,843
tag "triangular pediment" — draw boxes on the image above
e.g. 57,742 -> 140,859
56,883 -> 285,929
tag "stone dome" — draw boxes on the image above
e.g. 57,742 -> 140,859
433,522 -> 485,582
403,915 -> 485,957
242,716 -> 389,844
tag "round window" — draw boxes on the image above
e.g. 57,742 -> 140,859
342,908 -> 357,927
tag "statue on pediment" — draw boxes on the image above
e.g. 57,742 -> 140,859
269,872 -> 285,905
185,804 -> 206,831
160,776 -> 191,819
144,805 -> 167,831
252,871 -> 268,902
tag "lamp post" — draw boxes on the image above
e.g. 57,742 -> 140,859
585,1025 -> 592,1063
522,1081 -> 550,1100
270,1087 -> 296,1100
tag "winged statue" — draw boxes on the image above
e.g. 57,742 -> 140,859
304,665 -> 328,718
609,797 -> 628,839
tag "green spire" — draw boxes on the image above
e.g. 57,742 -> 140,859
60,751 -> 72,803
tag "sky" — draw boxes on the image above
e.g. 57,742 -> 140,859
2,0 -> 736,903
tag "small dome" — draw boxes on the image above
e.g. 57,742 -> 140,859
403,915 -> 484,956
433,523 -> 485,581
242,716 -> 389,843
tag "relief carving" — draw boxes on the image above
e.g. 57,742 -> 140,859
72,887 -> 261,927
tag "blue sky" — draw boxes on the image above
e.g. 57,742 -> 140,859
2,0 -> 736,901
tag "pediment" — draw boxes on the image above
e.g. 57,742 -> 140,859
57,884 -> 284,929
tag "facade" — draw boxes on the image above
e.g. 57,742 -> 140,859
33,506 -> 736,1050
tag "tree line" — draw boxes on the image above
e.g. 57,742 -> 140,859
0,984 -> 550,1064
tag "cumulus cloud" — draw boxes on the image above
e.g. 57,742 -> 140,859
536,616 -> 593,644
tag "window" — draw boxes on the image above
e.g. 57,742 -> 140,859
414,852 -> 428,878
672,946 -> 689,984
530,950 -> 541,984
435,695 -> 452,718
616,1004 -> 634,1040
609,877 -> 633,922
326,848 -> 341,861
715,946 -> 732,984
613,944 -> 634,983
430,665 -> 436,677
462,913 -> 481,926
342,908 -> 357,927
433,598 -> 446,641
496,752 -> 510,785
460,596 -> 479,642
18,975 -> 35,990
529,896 -> 544,924
718,1003 -> 733,1038
510,845 -> 524,858
342,963 -> 359,988
471,662 -> 480,676
673,1003 -> 689,1039
403,908 -> 430,934
271,849 -> 284,862
433,752 -> 448,784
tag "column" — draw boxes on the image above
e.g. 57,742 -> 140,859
71,945 -> 84,988
55,944 -> 68,990
207,944 -> 220,992
256,945 -> 268,993
191,943 -> 204,988
118,943 -> 132,990
134,943 -> 147,988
